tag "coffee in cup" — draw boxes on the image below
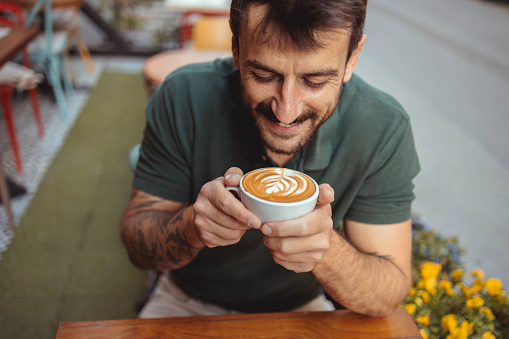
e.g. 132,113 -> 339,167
242,167 -> 316,203
227,168 -> 319,223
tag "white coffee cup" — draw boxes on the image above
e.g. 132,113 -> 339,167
227,167 -> 319,223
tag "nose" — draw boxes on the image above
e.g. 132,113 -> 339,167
271,78 -> 302,124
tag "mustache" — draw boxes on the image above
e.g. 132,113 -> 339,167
254,101 -> 318,125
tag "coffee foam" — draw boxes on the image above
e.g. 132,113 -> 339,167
243,168 -> 316,203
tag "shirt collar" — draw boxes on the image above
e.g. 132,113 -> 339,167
300,106 -> 340,171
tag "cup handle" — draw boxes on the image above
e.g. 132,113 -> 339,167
226,186 -> 241,201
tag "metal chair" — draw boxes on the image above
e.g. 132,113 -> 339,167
52,4 -> 95,76
24,0 -> 74,118
0,1 -> 44,173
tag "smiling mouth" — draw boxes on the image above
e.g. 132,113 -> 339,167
254,101 -> 317,130
277,121 -> 299,128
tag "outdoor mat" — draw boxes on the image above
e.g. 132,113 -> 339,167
0,72 -> 148,339
0,78 -> 91,257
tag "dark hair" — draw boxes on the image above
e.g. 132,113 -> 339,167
230,0 -> 368,61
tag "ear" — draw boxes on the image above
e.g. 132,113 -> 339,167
232,35 -> 239,68
343,34 -> 367,83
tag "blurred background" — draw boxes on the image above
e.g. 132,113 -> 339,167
0,0 -> 508,337
356,0 -> 509,286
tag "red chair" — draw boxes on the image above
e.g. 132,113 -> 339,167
0,1 -> 44,173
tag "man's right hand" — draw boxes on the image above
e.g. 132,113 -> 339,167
193,167 -> 262,248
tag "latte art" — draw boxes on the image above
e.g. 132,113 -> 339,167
242,168 -> 316,203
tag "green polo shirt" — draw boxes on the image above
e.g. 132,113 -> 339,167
133,57 -> 420,313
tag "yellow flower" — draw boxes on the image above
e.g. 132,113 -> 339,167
424,278 -> 438,295
470,268 -> 485,280
451,269 -> 465,282
439,280 -> 456,296
486,278 -> 503,296
458,320 -> 474,338
414,297 -> 423,306
420,328 -> 429,339
441,314 -> 458,333
417,279 -> 425,289
482,331 -> 496,339
404,303 -> 416,315
440,280 -> 453,290
421,262 -> 442,279
408,287 -> 417,297
465,321 -> 474,333
418,290 -> 430,304
466,296 -> 484,309
480,307 -> 495,320
418,262 -> 441,296
458,283 -> 473,299
446,321 -> 473,339
416,314 -> 430,327
472,278 -> 485,294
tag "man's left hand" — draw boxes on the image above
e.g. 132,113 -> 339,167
262,184 -> 335,273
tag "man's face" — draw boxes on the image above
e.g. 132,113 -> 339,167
233,4 -> 361,157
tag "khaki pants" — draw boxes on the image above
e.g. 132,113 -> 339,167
139,271 -> 335,318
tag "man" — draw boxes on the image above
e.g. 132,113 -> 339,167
121,0 -> 419,318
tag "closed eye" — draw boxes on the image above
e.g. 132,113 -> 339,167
304,78 -> 328,89
251,72 -> 276,83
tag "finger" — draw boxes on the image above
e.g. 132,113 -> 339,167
194,199 -> 251,231
205,180 -> 261,229
195,219 -> 247,248
271,249 -> 325,265
316,183 -> 334,207
224,167 -> 244,187
199,230 -> 245,248
261,212 -> 333,237
271,256 -> 316,273
195,184 -> 254,230
263,232 -> 330,255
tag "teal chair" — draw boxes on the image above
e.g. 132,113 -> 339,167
129,144 -> 140,173
24,0 -> 74,118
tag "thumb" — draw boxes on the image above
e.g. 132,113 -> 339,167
224,167 -> 244,187
316,184 -> 334,207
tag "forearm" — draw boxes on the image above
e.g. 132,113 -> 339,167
312,231 -> 411,317
120,189 -> 204,271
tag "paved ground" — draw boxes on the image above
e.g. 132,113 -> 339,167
355,0 -> 509,284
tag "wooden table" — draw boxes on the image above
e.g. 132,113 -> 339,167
55,308 -> 421,338
0,27 -> 39,66
12,0 -> 83,10
142,49 -> 231,96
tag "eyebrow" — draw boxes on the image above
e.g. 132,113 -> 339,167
244,60 -> 340,78
245,60 -> 276,73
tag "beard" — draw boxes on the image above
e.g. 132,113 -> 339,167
251,101 -> 319,155
240,84 -> 342,156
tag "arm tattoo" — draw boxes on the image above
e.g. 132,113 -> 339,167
339,233 -> 396,263
125,195 -> 200,270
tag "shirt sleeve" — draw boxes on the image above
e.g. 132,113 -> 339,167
132,80 -> 194,203
345,117 -> 420,225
